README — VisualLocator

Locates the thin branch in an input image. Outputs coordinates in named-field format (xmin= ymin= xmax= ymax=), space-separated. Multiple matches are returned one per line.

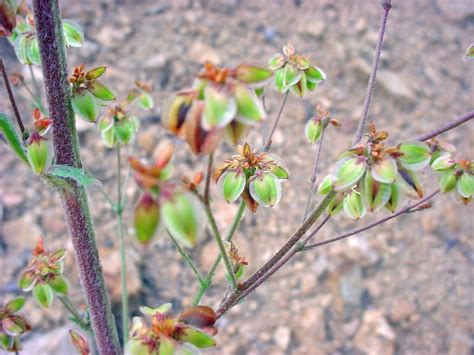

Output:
xmin=301 ymin=189 xmax=440 ymax=251
xmin=302 ymin=128 xmax=326 ymax=221
xmin=168 ymin=232 xmax=204 ymax=284
xmin=415 ymin=110 xmax=474 ymax=142
xmin=217 ymin=215 xmax=331 ymax=317
xmin=216 ymin=191 xmax=336 ymax=317
xmin=353 ymin=0 xmax=392 ymax=145
xmin=263 ymin=91 xmax=289 ymax=151
xmin=0 ymin=58 xmax=28 ymax=141
xmin=193 ymin=199 xmax=246 ymax=306
xmin=204 ymin=152 xmax=214 ymax=206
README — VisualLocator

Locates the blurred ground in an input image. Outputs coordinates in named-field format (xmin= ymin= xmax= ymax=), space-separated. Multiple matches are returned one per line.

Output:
xmin=1 ymin=0 xmax=473 ymax=354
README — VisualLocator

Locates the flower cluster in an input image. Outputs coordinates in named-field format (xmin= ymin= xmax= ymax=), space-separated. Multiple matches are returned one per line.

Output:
xmin=26 ymin=108 xmax=53 ymax=175
xmin=268 ymin=44 xmax=326 ymax=97
xmin=18 ymin=238 xmax=70 ymax=308
xmin=164 ymin=62 xmax=272 ymax=154
xmin=131 ymin=142 xmax=205 ymax=247
xmin=214 ymin=143 xmax=289 ymax=212
xmin=318 ymin=124 xmax=431 ymax=219
xmin=98 ymin=103 xmax=140 ymax=148
xmin=431 ymin=150 xmax=473 ymax=204
xmin=69 ymin=64 xmax=115 ymax=122
xmin=127 ymin=304 xmax=217 ymax=355
xmin=304 ymin=105 xmax=340 ymax=144
xmin=0 ymin=297 xmax=31 ymax=353
xmin=5 ymin=2 xmax=83 ymax=65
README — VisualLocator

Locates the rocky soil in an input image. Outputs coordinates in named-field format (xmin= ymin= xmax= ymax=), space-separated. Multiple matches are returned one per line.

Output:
xmin=0 ymin=0 xmax=473 ymax=354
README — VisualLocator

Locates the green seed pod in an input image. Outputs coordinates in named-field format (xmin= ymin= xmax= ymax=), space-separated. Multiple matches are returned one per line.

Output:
xmin=162 ymin=192 xmax=205 ymax=248
xmin=221 ymin=171 xmax=246 ymax=203
xmin=233 ymin=84 xmax=266 ymax=126
xmin=5 ymin=297 xmax=26 ymax=314
xmin=305 ymin=65 xmax=326 ymax=84
xmin=115 ymin=119 xmax=137 ymax=145
xmin=137 ymin=92 xmax=154 ymax=111
xmin=360 ymin=172 xmax=392 ymax=212
xmin=18 ymin=272 xmax=36 ymax=291
xmin=283 ymin=63 xmax=301 ymax=87
xmin=334 ymin=157 xmax=367 ymax=192
xmin=274 ymin=68 xmax=287 ymax=93
xmin=27 ymin=133 xmax=53 ymax=175
xmin=100 ymin=125 xmax=117 ymax=148
xmin=48 ymin=275 xmax=69 ymax=295
xmin=268 ymin=53 xmax=286 ymax=70
xmin=305 ymin=119 xmax=323 ymax=144
xmin=27 ymin=37 xmax=41 ymax=66
xmin=343 ymin=190 xmax=366 ymax=220
xmin=249 ymin=173 xmax=282 ymax=207
xmin=397 ymin=168 xmax=424 ymax=199
xmin=398 ymin=141 xmax=431 ymax=171
xmin=62 ymin=19 xmax=84 ymax=47
xmin=371 ymin=157 xmax=397 ymax=184
xmin=202 ymin=85 xmax=237 ymax=130
xmin=85 ymin=66 xmax=107 ymax=80
xmin=32 ymin=283 xmax=54 ymax=308
xmin=431 ymin=153 xmax=455 ymax=171
xmin=317 ymin=175 xmax=335 ymax=195
xmin=225 ymin=120 xmax=249 ymax=147
xmin=158 ymin=337 xmax=176 ymax=354
xmin=234 ymin=64 xmax=273 ymax=86
xmin=326 ymin=192 xmax=345 ymax=216
xmin=87 ymin=81 xmax=116 ymax=101
xmin=72 ymin=90 xmax=99 ymax=122
xmin=456 ymin=172 xmax=474 ymax=198
xmin=385 ymin=183 xmax=401 ymax=213
xmin=134 ymin=194 xmax=160 ymax=245
xmin=180 ymin=328 xmax=216 ymax=348
xmin=290 ymin=72 xmax=307 ymax=97
xmin=439 ymin=169 xmax=458 ymax=194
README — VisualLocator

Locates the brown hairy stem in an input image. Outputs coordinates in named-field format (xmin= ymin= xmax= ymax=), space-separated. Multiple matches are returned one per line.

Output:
xmin=0 ymin=58 xmax=28 ymax=141
xmin=33 ymin=1 xmax=120 ymax=353
xmin=353 ymin=0 xmax=392 ymax=145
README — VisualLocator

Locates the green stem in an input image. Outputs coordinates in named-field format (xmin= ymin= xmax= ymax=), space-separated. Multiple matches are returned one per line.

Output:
xmin=201 ymin=195 xmax=238 ymax=291
xmin=193 ymin=199 xmax=245 ymax=306
xmin=116 ymin=144 xmax=129 ymax=344
xmin=168 ymin=232 xmax=204 ymax=284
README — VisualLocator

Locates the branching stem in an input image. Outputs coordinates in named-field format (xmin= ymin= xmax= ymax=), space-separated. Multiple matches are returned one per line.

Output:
xmin=415 ymin=110 xmax=474 ymax=142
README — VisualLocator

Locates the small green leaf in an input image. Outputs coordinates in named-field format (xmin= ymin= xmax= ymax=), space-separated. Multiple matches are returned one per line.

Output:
xmin=180 ymin=327 xmax=216 ymax=348
xmin=162 ymin=193 xmax=205 ymax=248
xmin=334 ymin=157 xmax=367 ymax=191
xmin=27 ymin=37 xmax=41 ymax=66
xmin=18 ymin=35 xmax=32 ymax=65
xmin=72 ymin=90 xmax=99 ymax=122
xmin=49 ymin=165 xmax=100 ymax=187
xmin=48 ymin=275 xmax=69 ymax=295
xmin=133 ymin=194 xmax=160 ymax=245
xmin=398 ymin=141 xmax=431 ymax=171
xmin=2 ymin=318 xmax=23 ymax=337
xmin=249 ymin=173 xmax=282 ymax=207
xmin=18 ymin=272 xmax=36 ymax=291
xmin=221 ymin=171 xmax=246 ymax=203
xmin=0 ymin=113 xmax=29 ymax=165
xmin=33 ymin=283 xmax=54 ymax=308
xmin=456 ymin=172 xmax=473 ymax=198
xmin=85 ymin=66 xmax=107 ymax=80
xmin=62 ymin=20 xmax=84 ymax=47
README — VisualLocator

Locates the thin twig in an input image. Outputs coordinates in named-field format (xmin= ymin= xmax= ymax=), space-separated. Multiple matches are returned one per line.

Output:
xmin=204 ymin=152 xmax=214 ymax=206
xmin=168 ymin=232 xmax=204 ymax=284
xmin=415 ymin=110 xmax=474 ymax=142
xmin=216 ymin=191 xmax=336 ymax=317
xmin=193 ymin=199 xmax=246 ymax=306
xmin=302 ymin=128 xmax=326 ymax=221
xmin=301 ymin=189 xmax=440 ymax=251
xmin=263 ymin=91 xmax=289 ymax=151
xmin=0 ymin=58 xmax=28 ymax=141
xmin=353 ymin=0 xmax=392 ymax=145
xmin=28 ymin=65 xmax=43 ymax=103
xmin=217 ymin=215 xmax=331 ymax=317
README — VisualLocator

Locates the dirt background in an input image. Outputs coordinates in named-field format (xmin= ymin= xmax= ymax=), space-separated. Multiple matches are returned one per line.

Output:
xmin=1 ymin=0 xmax=473 ymax=354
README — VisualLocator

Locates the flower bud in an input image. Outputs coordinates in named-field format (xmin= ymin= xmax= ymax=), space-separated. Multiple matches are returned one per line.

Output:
xmin=220 ymin=171 xmax=246 ymax=203
xmin=85 ymin=66 xmax=106 ymax=80
xmin=398 ymin=141 xmax=431 ymax=171
xmin=162 ymin=192 xmax=205 ymax=248
xmin=249 ymin=173 xmax=282 ymax=207
xmin=69 ymin=330 xmax=90 ymax=355
xmin=133 ymin=194 xmax=160 ymax=245
xmin=305 ymin=119 xmax=323 ymax=144
xmin=343 ymin=190 xmax=366 ymax=220
xmin=27 ymin=133 xmax=53 ymax=175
